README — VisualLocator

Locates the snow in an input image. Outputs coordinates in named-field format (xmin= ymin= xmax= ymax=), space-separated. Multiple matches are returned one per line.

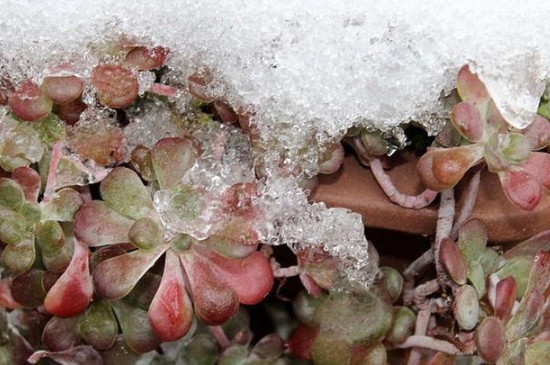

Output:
xmin=2 ymin=0 xmax=549 ymax=286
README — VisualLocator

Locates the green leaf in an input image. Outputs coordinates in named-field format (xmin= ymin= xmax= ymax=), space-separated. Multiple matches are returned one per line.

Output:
xmin=525 ymin=341 xmax=550 ymax=365
xmin=177 ymin=334 xmax=218 ymax=365
xmin=77 ymin=301 xmax=118 ymax=350
xmin=0 ymin=236 xmax=35 ymax=274
xmin=113 ymin=302 xmax=161 ymax=354
xmin=100 ymin=167 xmax=153 ymax=220
xmin=0 ymin=179 xmax=25 ymax=209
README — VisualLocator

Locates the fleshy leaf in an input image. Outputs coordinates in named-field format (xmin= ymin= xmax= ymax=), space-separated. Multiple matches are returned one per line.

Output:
xmin=520 ymin=152 xmax=550 ymax=189
xmin=77 ymin=301 xmax=118 ymax=350
xmin=8 ymin=80 xmax=53 ymax=121
xmin=180 ymin=251 xmax=239 ymax=325
xmin=131 ymin=145 xmax=156 ymax=181
xmin=495 ymin=276 xmax=517 ymax=321
xmin=453 ymin=284 xmax=479 ymax=330
xmin=74 ymin=200 xmax=133 ymax=246
xmin=456 ymin=65 xmax=490 ymax=105
xmin=125 ymin=46 xmax=168 ymax=71
xmin=287 ymin=324 xmax=318 ymax=360
xmin=129 ymin=217 xmax=163 ymax=250
xmin=28 ymin=346 xmax=102 ymax=365
xmin=42 ymin=316 xmax=81 ymax=351
xmin=123 ymin=272 xmax=162 ymax=310
xmin=113 ymin=301 xmax=161 ymax=353
xmin=417 ymin=146 xmax=481 ymax=191
xmin=522 ymin=115 xmax=550 ymax=150
xmin=44 ymin=237 xmax=93 ymax=317
xmin=450 ymin=102 xmax=484 ymax=142
xmin=93 ymin=244 xmax=167 ymax=300
xmin=314 ymin=291 xmax=391 ymax=346
xmin=41 ymin=188 xmax=84 ymax=222
xmin=0 ymin=236 xmax=35 ymax=274
xmin=474 ymin=316 xmax=505 ymax=364
xmin=10 ymin=269 xmax=47 ymax=308
xmin=504 ymin=229 xmax=550 ymax=260
xmin=495 ymin=256 xmax=531 ymax=299
xmin=525 ymin=341 xmax=550 ymax=365
xmin=250 ymin=334 xmax=284 ymax=361
xmin=196 ymin=235 xmax=258 ymax=259
xmin=499 ymin=133 xmax=531 ymax=164
xmin=0 ymin=208 xmax=32 ymax=245
xmin=12 ymin=166 xmax=40 ymax=203
xmin=42 ymin=76 xmax=84 ymax=105
xmin=151 ymin=137 xmax=198 ymax=189
xmin=100 ymin=167 xmax=153 ymax=220
xmin=499 ymin=169 xmax=542 ymax=211
xmin=91 ymin=65 xmax=138 ymax=108
xmin=177 ymin=333 xmax=219 ymax=365
xmin=385 ymin=306 xmax=416 ymax=344
xmin=0 ymin=279 xmax=20 ymax=309
xmin=197 ymin=248 xmax=274 ymax=305
xmin=0 ymin=117 xmax=44 ymax=171
xmin=0 ymin=178 xmax=25 ymax=209
xmin=439 ymin=238 xmax=467 ymax=285
xmin=148 ymin=250 xmax=194 ymax=341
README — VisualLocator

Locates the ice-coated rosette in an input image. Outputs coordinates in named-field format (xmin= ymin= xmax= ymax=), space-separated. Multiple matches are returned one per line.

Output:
xmin=74 ymin=136 xmax=274 ymax=344
xmin=417 ymin=65 xmax=550 ymax=210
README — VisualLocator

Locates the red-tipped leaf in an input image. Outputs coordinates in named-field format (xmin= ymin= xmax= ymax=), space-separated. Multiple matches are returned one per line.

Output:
xmin=499 ymin=170 xmax=542 ymax=211
xmin=180 ymin=251 xmax=239 ymax=325
xmin=198 ymin=248 xmax=274 ymax=305
xmin=474 ymin=316 xmax=505 ymax=364
xmin=91 ymin=65 xmax=138 ymax=108
xmin=74 ymin=200 xmax=133 ymax=246
xmin=125 ymin=46 xmax=168 ymax=71
xmin=42 ymin=76 xmax=84 ymax=105
xmin=44 ymin=237 xmax=93 ymax=317
xmin=8 ymin=80 xmax=53 ymax=121
xmin=520 ymin=152 xmax=550 ymax=189
xmin=456 ymin=65 xmax=489 ymax=104
xmin=12 ymin=166 xmax=41 ymax=202
xmin=450 ymin=102 xmax=484 ymax=142
xmin=93 ymin=245 xmax=167 ymax=300
xmin=148 ymin=250 xmax=194 ymax=342
xmin=439 ymin=238 xmax=467 ymax=285
xmin=495 ymin=276 xmax=517 ymax=321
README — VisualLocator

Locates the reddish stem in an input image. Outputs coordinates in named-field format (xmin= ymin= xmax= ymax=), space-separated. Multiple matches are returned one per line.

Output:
xmin=450 ymin=170 xmax=481 ymax=240
xmin=435 ymin=188 xmax=455 ymax=282
xmin=399 ymin=335 xmax=462 ymax=355
xmin=149 ymin=83 xmax=178 ymax=97
xmin=208 ymin=325 xmax=230 ymax=348
xmin=406 ymin=307 xmax=432 ymax=365
xmin=369 ymin=158 xmax=438 ymax=209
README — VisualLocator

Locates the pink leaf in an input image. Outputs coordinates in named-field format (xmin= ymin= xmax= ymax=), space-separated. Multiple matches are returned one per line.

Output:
xmin=8 ymin=80 xmax=53 ymax=121
xmin=499 ymin=170 xmax=542 ymax=211
xmin=439 ymin=238 xmax=467 ymax=285
xmin=148 ymin=250 xmax=194 ymax=342
xmin=520 ymin=152 xmax=550 ymax=189
xmin=42 ymin=76 xmax=84 ymax=105
xmin=522 ymin=115 xmax=550 ymax=150
xmin=495 ymin=276 xmax=517 ymax=321
xmin=12 ymin=166 xmax=40 ymax=202
xmin=93 ymin=245 xmax=167 ymax=300
xmin=44 ymin=237 xmax=93 ymax=317
xmin=456 ymin=65 xmax=489 ymax=104
xmin=474 ymin=316 xmax=505 ymax=363
xmin=42 ymin=316 xmax=81 ymax=351
xmin=213 ymin=100 xmax=239 ymax=124
xmin=151 ymin=137 xmax=199 ymax=190
xmin=417 ymin=146 xmax=480 ymax=191
xmin=450 ymin=102 xmax=484 ymax=142
xmin=74 ymin=201 xmax=133 ymax=247
xmin=180 ymin=251 xmax=239 ymax=325
xmin=125 ymin=46 xmax=168 ymax=71
xmin=197 ymin=248 xmax=274 ymax=305
xmin=91 ymin=64 xmax=138 ymax=108
xmin=57 ymin=98 xmax=87 ymax=125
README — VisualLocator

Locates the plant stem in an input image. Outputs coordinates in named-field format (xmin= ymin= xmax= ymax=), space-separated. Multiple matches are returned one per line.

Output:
xmin=273 ymin=265 xmax=301 ymax=278
xmin=403 ymin=250 xmax=434 ymax=306
xmin=399 ymin=335 xmax=462 ymax=355
xmin=435 ymin=188 xmax=455 ymax=282
xmin=450 ymin=170 xmax=481 ymax=240
xmin=208 ymin=326 xmax=230 ymax=348
xmin=414 ymin=279 xmax=440 ymax=310
xmin=369 ymin=158 xmax=438 ymax=209
xmin=406 ymin=307 xmax=432 ymax=365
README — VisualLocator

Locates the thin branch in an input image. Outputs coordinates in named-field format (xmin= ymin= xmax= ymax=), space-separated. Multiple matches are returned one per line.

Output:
xmin=414 ymin=279 xmax=440 ymax=310
xmin=208 ymin=326 xmax=230 ymax=348
xmin=406 ymin=307 xmax=432 ymax=365
xmin=403 ymin=250 xmax=434 ymax=306
xmin=434 ymin=188 xmax=455 ymax=282
xmin=399 ymin=335 xmax=463 ymax=355
xmin=450 ymin=170 xmax=481 ymax=240
xmin=273 ymin=265 xmax=301 ymax=278
xmin=369 ymin=158 xmax=438 ymax=209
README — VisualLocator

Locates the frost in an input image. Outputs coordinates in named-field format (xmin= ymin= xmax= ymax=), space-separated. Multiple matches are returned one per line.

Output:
xmin=2 ymin=0 xmax=550 ymax=286
xmin=256 ymin=177 xmax=373 ymax=286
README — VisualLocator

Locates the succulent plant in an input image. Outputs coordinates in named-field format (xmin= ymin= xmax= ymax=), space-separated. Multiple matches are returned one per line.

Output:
xmin=417 ymin=65 xmax=550 ymax=210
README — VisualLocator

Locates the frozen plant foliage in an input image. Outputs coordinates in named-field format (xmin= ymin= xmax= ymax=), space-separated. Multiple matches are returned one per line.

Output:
xmin=3 ymin=0 xmax=550 ymax=139
xmin=257 ymin=177 xmax=373 ymax=286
